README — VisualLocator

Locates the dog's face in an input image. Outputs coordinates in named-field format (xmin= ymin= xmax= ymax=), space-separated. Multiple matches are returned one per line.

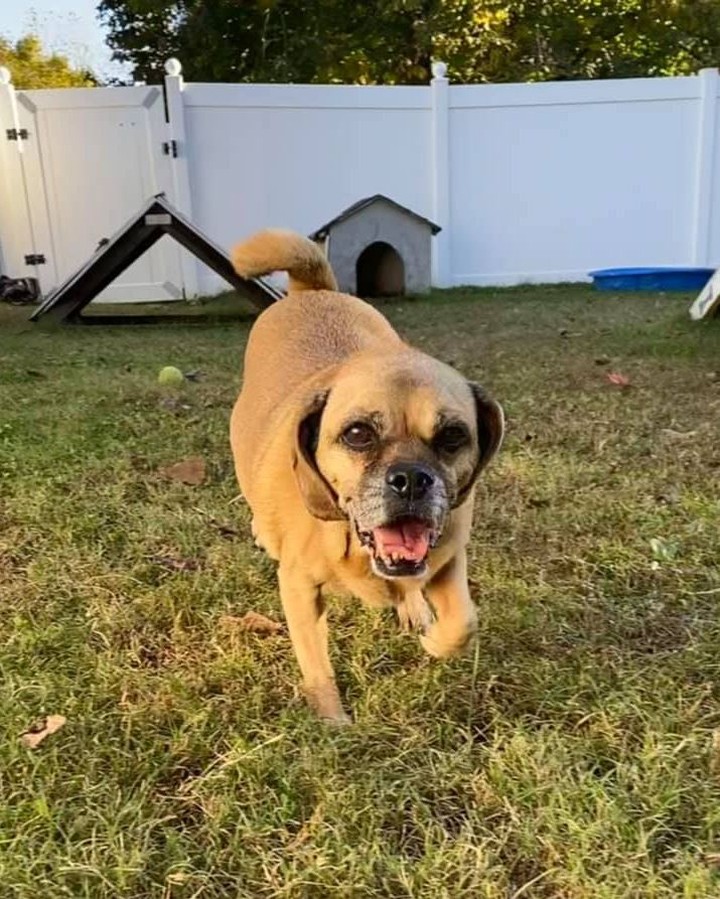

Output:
xmin=294 ymin=354 xmax=503 ymax=580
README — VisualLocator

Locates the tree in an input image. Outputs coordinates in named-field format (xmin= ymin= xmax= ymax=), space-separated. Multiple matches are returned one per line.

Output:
xmin=458 ymin=0 xmax=720 ymax=83
xmin=0 ymin=35 xmax=95 ymax=89
xmin=98 ymin=0 xmax=720 ymax=86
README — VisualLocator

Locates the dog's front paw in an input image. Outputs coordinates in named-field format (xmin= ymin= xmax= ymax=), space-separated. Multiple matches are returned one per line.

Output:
xmin=396 ymin=591 xmax=435 ymax=633
xmin=304 ymin=681 xmax=351 ymax=726
xmin=419 ymin=616 xmax=477 ymax=658
xmin=322 ymin=710 xmax=352 ymax=727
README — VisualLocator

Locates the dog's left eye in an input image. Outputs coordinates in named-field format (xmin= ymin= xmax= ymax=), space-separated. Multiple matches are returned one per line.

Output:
xmin=434 ymin=425 xmax=469 ymax=454
xmin=341 ymin=422 xmax=377 ymax=450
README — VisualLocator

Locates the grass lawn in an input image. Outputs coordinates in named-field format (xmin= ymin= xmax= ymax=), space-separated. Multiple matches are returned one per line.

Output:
xmin=1 ymin=285 xmax=720 ymax=898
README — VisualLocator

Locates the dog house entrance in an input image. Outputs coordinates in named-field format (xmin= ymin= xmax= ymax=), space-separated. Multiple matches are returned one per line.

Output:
xmin=356 ymin=242 xmax=405 ymax=297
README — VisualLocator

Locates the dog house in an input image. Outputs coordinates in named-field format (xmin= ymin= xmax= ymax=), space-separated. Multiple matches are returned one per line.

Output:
xmin=309 ymin=195 xmax=440 ymax=297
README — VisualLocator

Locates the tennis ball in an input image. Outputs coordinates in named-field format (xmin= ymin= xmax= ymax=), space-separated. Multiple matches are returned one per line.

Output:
xmin=158 ymin=366 xmax=185 ymax=386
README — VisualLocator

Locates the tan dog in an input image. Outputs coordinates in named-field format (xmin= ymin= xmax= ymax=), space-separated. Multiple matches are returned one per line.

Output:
xmin=230 ymin=230 xmax=504 ymax=723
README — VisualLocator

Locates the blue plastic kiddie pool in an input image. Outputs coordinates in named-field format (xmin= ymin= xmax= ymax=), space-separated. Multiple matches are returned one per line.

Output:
xmin=589 ymin=267 xmax=714 ymax=291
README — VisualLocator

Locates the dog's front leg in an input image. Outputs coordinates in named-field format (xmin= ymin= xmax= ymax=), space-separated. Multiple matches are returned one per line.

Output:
xmin=420 ymin=552 xmax=478 ymax=658
xmin=278 ymin=564 xmax=349 ymax=724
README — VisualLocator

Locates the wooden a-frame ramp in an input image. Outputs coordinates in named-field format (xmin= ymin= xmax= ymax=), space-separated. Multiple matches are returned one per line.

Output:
xmin=30 ymin=194 xmax=283 ymax=323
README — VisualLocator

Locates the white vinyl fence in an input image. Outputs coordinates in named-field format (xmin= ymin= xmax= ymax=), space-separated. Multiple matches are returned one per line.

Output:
xmin=1 ymin=60 xmax=719 ymax=302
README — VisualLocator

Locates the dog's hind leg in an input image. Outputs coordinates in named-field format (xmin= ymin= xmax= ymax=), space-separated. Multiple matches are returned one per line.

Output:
xmin=251 ymin=518 xmax=266 ymax=551
xmin=420 ymin=552 xmax=478 ymax=658
xmin=278 ymin=564 xmax=349 ymax=724
xmin=250 ymin=515 xmax=280 ymax=559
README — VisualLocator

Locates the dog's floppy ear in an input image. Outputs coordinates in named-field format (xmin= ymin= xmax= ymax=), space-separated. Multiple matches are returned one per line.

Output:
xmin=294 ymin=390 xmax=345 ymax=521
xmin=456 ymin=382 xmax=504 ymax=505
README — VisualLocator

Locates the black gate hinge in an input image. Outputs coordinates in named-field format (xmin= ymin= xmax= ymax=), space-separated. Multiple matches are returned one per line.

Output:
xmin=162 ymin=139 xmax=178 ymax=158
xmin=6 ymin=128 xmax=29 ymax=141
xmin=25 ymin=254 xmax=46 ymax=265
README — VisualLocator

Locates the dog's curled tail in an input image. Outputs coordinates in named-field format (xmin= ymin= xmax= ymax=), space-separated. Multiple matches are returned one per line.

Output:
xmin=231 ymin=229 xmax=338 ymax=293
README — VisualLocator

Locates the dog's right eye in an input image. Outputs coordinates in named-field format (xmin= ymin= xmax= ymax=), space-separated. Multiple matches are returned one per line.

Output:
xmin=341 ymin=422 xmax=377 ymax=451
xmin=434 ymin=424 xmax=470 ymax=454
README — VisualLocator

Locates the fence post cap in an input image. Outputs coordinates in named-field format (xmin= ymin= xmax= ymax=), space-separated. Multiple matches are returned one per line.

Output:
xmin=164 ymin=58 xmax=183 ymax=77
xmin=431 ymin=61 xmax=448 ymax=80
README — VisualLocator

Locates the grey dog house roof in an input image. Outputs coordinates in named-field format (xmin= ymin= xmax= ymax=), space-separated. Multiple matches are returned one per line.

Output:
xmin=309 ymin=195 xmax=441 ymax=240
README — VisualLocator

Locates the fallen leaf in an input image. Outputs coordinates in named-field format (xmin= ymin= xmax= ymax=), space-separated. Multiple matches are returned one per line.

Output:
xmin=150 ymin=554 xmax=200 ymax=572
xmin=606 ymin=372 xmax=631 ymax=388
xmin=183 ymin=369 xmax=203 ymax=382
xmin=159 ymin=456 xmax=206 ymax=486
xmin=219 ymin=611 xmax=284 ymax=636
xmin=21 ymin=714 xmax=67 ymax=749
xmin=209 ymin=520 xmax=239 ymax=539
xmin=594 ymin=355 xmax=611 ymax=366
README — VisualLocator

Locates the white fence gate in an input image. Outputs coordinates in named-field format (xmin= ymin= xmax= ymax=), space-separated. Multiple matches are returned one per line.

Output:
xmin=0 ymin=73 xmax=188 ymax=302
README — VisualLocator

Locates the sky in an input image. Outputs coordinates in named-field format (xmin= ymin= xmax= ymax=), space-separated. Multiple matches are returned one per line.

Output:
xmin=0 ymin=0 xmax=132 ymax=82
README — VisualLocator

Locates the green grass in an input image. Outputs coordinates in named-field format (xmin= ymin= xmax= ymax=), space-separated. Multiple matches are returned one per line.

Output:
xmin=1 ymin=285 xmax=720 ymax=898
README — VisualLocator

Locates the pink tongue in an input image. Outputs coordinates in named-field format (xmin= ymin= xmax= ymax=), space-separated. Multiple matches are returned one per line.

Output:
xmin=372 ymin=520 xmax=431 ymax=562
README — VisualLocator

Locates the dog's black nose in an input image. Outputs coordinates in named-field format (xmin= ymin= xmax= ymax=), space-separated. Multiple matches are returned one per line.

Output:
xmin=386 ymin=463 xmax=436 ymax=500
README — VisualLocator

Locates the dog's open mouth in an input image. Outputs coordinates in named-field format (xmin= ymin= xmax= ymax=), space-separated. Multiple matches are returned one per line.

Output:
xmin=357 ymin=517 xmax=439 ymax=578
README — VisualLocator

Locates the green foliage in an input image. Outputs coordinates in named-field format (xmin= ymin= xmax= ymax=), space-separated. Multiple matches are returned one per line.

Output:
xmin=471 ymin=0 xmax=720 ymax=82
xmin=0 ymin=34 xmax=95 ymax=89
xmin=98 ymin=0 xmax=720 ymax=85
